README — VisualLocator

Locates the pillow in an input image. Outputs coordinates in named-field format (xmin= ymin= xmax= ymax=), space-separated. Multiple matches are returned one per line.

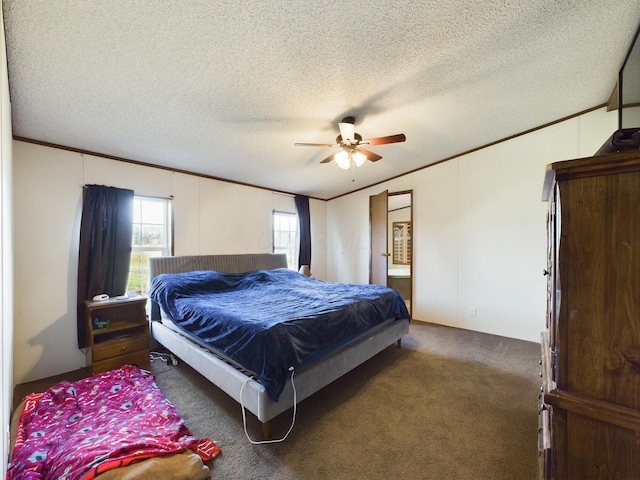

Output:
xmin=95 ymin=450 xmax=211 ymax=480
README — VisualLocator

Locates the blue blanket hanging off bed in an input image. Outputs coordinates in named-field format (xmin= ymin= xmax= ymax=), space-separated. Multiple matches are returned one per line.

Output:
xmin=149 ymin=268 xmax=410 ymax=401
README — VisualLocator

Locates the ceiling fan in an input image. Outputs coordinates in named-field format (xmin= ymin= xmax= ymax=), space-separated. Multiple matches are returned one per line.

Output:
xmin=294 ymin=116 xmax=406 ymax=169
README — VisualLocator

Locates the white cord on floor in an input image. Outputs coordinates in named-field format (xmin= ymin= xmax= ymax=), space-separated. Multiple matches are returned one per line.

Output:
xmin=150 ymin=351 xmax=178 ymax=365
xmin=240 ymin=366 xmax=297 ymax=444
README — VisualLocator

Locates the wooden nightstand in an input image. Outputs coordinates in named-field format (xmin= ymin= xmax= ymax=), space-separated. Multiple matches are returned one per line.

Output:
xmin=85 ymin=296 xmax=150 ymax=375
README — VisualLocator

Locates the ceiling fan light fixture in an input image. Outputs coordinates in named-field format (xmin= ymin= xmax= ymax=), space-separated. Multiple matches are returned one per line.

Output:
xmin=353 ymin=151 xmax=367 ymax=166
xmin=334 ymin=150 xmax=351 ymax=169
xmin=338 ymin=122 xmax=355 ymax=142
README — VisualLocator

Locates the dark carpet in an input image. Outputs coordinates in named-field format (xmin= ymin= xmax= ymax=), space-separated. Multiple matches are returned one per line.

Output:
xmin=149 ymin=321 xmax=541 ymax=479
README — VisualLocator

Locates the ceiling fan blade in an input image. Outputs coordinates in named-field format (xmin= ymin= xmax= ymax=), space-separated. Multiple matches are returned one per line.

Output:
xmin=320 ymin=153 xmax=336 ymax=163
xmin=294 ymin=142 xmax=337 ymax=147
xmin=362 ymin=134 xmax=406 ymax=146
xmin=358 ymin=148 xmax=383 ymax=162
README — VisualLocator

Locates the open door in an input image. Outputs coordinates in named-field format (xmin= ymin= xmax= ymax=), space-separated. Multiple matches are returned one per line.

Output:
xmin=369 ymin=190 xmax=388 ymax=286
xmin=371 ymin=190 xmax=413 ymax=317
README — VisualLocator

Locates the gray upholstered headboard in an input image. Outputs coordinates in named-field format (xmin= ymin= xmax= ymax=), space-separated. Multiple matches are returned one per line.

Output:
xmin=148 ymin=253 xmax=288 ymax=320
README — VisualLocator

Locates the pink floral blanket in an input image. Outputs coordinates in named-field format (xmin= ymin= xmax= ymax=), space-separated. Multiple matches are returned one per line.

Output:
xmin=7 ymin=365 xmax=220 ymax=480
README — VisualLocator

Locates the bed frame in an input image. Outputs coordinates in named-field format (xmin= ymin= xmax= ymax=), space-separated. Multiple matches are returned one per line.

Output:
xmin=149 ymin=253 xmax=410 ymax=439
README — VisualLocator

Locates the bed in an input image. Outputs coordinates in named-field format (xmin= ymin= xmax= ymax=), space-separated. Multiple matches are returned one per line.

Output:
xmin=148 ymin=253 xmax=411 ymax=439
xmin=7 ymin=365 xmax=220 ymax=480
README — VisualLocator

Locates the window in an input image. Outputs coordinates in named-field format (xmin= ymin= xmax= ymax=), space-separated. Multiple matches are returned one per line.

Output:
xmin=392 ymin=221 xmax=411 ymax=265
xmin=273 ymin=210 xmax=298 ymax=269
xmin=127 ymin=196 xmax=172 ymax=296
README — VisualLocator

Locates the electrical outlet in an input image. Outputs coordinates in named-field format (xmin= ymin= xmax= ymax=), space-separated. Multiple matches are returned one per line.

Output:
xmin=468 ymin=307 xmax=477 ymax=317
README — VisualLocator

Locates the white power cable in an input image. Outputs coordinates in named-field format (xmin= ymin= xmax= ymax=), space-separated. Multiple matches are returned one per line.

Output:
xmin=240 ymin=367 xmax=297 ymax=444
xmin=150 ymin=351 xmax=178 ymax=365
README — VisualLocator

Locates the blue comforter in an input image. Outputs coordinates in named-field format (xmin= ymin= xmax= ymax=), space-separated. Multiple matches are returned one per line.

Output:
xmin=149 ymin=268 xmax=410 ymax=401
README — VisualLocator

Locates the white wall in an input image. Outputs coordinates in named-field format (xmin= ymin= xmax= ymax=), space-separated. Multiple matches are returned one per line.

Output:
xmin=327 ymin=107 xmax=619 ymax=342
xmin=1 ymin=4 xmax=13 ymax=471
xmin=327 ymin=174 xmax=415 ymax=286
xmin=11 ymin=143 xmax=327 ymax=384
xmin=9 ymin=106 xmax=620 ymax=386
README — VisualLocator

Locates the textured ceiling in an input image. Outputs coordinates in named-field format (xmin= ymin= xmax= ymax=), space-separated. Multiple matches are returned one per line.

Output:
xmin=3 ymin=1 xmax=640 ymax=199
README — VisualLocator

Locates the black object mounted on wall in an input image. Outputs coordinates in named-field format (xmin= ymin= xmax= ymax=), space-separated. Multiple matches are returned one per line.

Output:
xmin=595 ymin=128 xmax=640 ymax=155
xmin=596 ymin=23 xmax=640 ymax=156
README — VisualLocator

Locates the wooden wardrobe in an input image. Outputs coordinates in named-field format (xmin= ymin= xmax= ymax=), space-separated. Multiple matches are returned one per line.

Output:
xmin=539 ymin=149 xmax=640 ymax=479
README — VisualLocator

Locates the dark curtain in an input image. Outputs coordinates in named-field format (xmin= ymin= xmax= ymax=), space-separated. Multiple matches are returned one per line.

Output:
xmin=76 ymin=185 xmax=134 ymax=348
xmin=295 ymin=195 xmax=311 ymax=269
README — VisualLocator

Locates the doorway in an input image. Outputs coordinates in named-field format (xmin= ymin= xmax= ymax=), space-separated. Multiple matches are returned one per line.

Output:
xmin=370 ymin=190 xmax=413 ymax=315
